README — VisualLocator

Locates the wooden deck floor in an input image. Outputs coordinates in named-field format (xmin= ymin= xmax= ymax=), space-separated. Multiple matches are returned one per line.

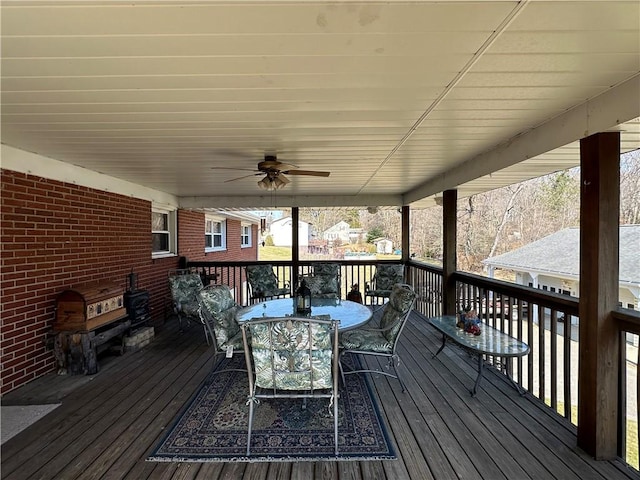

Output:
xmin=2 ymin=313 xmax=639 ymax=480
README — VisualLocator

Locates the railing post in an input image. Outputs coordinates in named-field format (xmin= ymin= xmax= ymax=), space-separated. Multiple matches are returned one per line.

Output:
xmin=292 ymin=207 xmax=300 ymax=290
xmin=401 ymin=205 xmax=410 ymax=263
xmin=442 ymin=189 xmax=457 ymax=315
xmin=577 ymin=131 xmax=620 ymax=459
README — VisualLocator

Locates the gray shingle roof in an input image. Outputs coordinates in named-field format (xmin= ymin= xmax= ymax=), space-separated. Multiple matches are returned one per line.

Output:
xmin=482 ymin=225 xmax=640 ymax=284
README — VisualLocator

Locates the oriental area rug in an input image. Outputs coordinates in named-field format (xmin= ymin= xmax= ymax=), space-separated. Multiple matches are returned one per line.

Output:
xmin=148 ymin=354 xmax=395 ymax=463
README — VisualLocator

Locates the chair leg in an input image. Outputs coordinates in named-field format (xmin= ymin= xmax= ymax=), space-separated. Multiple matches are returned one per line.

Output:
xmin=176 ymin=312 xmax=194 ymax=333
xmin=338 ymin=352 xmax=347 ymax=387
xmin=246 ymin=397 xmax=255 ymax=456
xmin=333 ymin=393 xmax=339 ymax=455
xmin=390 ymin=354 xmax=407 ymax=393
xmin=201 ymin=323 xmax=210 ymax=346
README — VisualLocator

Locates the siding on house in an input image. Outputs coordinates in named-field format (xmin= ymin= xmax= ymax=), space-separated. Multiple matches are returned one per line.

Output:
xmin=483 ymin=225 xmax=640 ymax=310
xmin=323 ymin=221 xmax=364 ymax=244
xmin=269 ymin=216 xmax=309 ymax=247
xmin=0 ymin=169 xmax=257 ymax=395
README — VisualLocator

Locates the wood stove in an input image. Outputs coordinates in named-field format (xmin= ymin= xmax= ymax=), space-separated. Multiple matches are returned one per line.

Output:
xmin=124 ymin=290 xmax=150 ymax=329
xmin=124 ymin=271 xmax=150 ymax=329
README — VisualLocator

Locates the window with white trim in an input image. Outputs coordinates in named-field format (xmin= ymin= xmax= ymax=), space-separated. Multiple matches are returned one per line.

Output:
xmin=205 ymin=217 xmax=226 ymax=251
xmin=152 ymin=208 xmax=177 ymax=257
xmin=241 ymin=224 xmax=252 ymax=247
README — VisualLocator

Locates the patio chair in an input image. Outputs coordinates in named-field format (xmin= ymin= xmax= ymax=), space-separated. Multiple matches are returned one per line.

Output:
xmin=364 ymin=263 xmax=405 ymax=311
xmin=241 ymin=316 xmax=340 ymax=456
xmin=197 ymin=284 xmax=246 ymax=370
xmin=303 ymin=262 xmax=341 ymax=299
xmin=246 ymin=264 xmax=290 ymax=303
xmin=168 ymin=269 xmax=205 ymax=335
xmin=339 ymin=283 xmax=417 ymax=392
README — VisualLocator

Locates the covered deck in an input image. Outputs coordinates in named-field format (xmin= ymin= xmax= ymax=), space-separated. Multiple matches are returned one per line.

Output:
xmin=2 ymin=312 xmax=637 ymax=480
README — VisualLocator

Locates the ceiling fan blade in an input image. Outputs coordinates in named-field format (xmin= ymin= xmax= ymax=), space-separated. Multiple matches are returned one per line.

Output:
xmin=224 ymin=173 xmax=260 ymax=183
xmin=282 ymin=169 xmax=331 ymax=177
xmin=212 ymin=167 xmax=259 ymax=172
xmin=259 ymin=160 xmax=299 ymax=171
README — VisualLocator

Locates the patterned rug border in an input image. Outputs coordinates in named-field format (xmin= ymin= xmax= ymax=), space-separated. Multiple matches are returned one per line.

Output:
xmin=147 ymin=354 xmax=396 ymax=463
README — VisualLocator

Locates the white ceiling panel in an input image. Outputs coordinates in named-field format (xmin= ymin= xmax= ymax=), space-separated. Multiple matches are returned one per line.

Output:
xmin=1 ymin=1 xmax=638 ymax=210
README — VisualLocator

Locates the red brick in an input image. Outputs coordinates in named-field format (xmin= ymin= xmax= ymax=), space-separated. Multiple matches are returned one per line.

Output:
xmin=1 ymin=168 xmax=256 ymax=395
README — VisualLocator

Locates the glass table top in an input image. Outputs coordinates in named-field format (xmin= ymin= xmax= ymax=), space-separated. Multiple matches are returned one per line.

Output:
xmin=429 ymin=315 xmax=530 ymax=357
xmin=237 ymin=297 xmax=372 ymax=332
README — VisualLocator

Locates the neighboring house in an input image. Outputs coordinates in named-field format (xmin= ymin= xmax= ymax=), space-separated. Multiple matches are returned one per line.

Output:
xmin=373 ymin=238 xmax=393 ymax=254
xmin=269 ymin=216 xmax=309 ymax=247
xmin=323 ymin=221 xmax=363 ymax=244
xmin=482 ymin=226 xmax=640 ymax=319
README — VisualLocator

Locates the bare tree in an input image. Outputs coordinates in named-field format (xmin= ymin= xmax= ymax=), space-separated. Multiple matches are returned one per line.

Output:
xmin=487 ymin=184 xmax=524 ymax=258
xmin=620 ymin=149 xmax=640 ymax=224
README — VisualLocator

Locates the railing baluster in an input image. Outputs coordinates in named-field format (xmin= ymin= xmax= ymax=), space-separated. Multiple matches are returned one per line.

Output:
xmin=563 ymin=309 xmax=572 ymax=422
xmin=516 ymin=299 xmax=524 ymax=389
xmin=550 ymin=310 xmax=558 ymax=411
xmin=538 ymin=305 xmax=546 ymax=401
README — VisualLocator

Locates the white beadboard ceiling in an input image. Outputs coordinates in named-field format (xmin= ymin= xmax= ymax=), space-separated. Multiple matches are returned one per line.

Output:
xmin=1 ymin=0 xmax=639 ymax=209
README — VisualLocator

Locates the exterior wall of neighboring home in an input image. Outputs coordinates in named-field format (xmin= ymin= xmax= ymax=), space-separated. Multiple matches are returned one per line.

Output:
xmin=374 ymin=238 xmax=393 ymax=254
xmin=620 ymin=289 xmax=639 ymax=310
xmin=516 ymin=267 xmax=637 ymax=310
xmin=517 ymin=272 xmax=577 ymax=297
xmin=511 ymin=269 xmax=638 ymax=323
xmin=486 ymin=226 xmax=640 ymax=314
xmin=0 ymin=168 xmax=257 ymax=395
xmin=323 ymin=221 xmax=364 ymax=244
xmin=323 ymin=221 xmax=351 ymax=243
xmin=504 ymin=264 xmax=640 ymax=310
xmin=269 ymin=216 xmax=309 ymax=247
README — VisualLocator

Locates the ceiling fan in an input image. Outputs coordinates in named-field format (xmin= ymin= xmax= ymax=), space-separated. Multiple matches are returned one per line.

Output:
xmin=214 ymin=155 xmax=330 ymax=191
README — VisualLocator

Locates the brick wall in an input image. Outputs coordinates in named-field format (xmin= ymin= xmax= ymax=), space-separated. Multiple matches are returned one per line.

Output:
xmin=1 ymin=169 xmax=258 ymax=395
xmin=1 ymin=169 xmax=159 ymax=394
xmin=177 ymin=210 xmax=258 ymax=262
xmin=178 ymin=209 xmax=206 ymax=261
xmin=176 ymin=210 xmax=258 ymax=301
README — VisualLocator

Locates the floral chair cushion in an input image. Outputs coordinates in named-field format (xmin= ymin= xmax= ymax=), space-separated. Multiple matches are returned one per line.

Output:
xmin=303 ymin=263 xmax=341 ymax=298
xmin=304 ymin=274 xmax=339 ymax=299
xmin=340 ymin=283 xmax=416 ymax=353
xmin=168 ymin=273 xmax=204 ymax=317
xmin=313 ymin=263 xmax=340 ymax=277
xmin=366 ymin=264 xmax=405 ymax=297
xmin=378 ymin=283 xmax=417 ymax=341
xmin=247 ymin=318 xmax=335 ymax=390
xmin=198 ymin=285 xmax=242 ymax=349
xmin=246 ymin=264 xmax=290 ymax=298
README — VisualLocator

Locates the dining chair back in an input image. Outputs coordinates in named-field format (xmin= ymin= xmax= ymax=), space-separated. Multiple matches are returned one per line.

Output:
xmin=168 ymin=270 xmax=204 ymax=334
xmin=303 ymin=262 xmax=341 ymax=299
xmin=197 ymin=284 xmax=245 ymax=370
xmin=339 ymin=283 xmax=417 ymax=391
xmin=364 ymin=263 xmax=405 ymax=309
xmin=241 ymin=316 xmax=340 ymax=456
xmin=245 ymin=264 xmax=290 ymax=303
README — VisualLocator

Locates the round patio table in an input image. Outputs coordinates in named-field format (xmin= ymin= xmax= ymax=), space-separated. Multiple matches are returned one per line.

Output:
xmin=236 ymin=297 xmax=372 ymax=332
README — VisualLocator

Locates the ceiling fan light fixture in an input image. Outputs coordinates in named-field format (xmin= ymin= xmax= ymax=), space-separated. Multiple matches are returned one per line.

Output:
xmin=273 ymin=178 xmax=285 ymax=190
xmin=257 ymin=177 xmax=270 ymax=190
xmin=277 ymin=173 xmax=290 ymax=185
xmin=257 ymin=174 xmax=288 ymax=191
